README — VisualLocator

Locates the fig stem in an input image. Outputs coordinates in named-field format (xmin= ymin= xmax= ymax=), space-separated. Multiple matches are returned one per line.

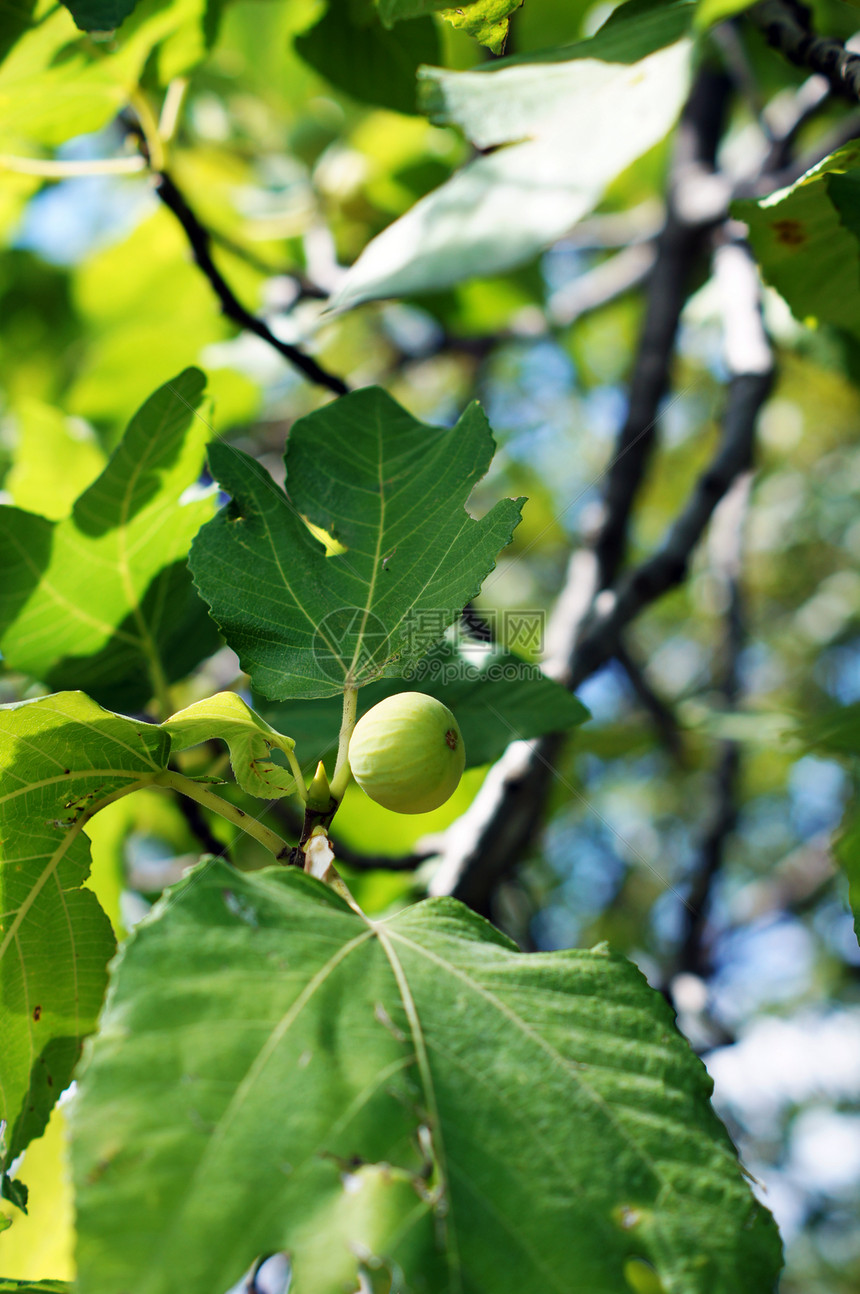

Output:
xmin=153 ymin=769 xmax=293 ymax=861
xmin=285 ymin=744 xmax=308 ymax=804
xmin=329 ymin=686 xmax=358 ymax=803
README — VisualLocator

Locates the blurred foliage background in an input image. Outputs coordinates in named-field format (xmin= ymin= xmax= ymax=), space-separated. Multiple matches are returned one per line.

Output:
xmin=3 ymin=0 xmax=860 ymax=1290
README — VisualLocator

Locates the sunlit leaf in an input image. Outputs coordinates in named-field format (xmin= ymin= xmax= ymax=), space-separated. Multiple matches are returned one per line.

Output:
xmin=0 ymin=1105 xmax=74 ymax=1281
xmin=0 ymin=0 xmax=212 ymax=149
xmin=190 ymin=387 xmax=523 ymax=700
xmin=5 ymin=400 xmax=105 ymax=521
xmin=329 ymin=38 xmax=690 ymax=309
xmin=0 ymin=692 xmax=168 ymax=1185
xmin=374 ymin=0 xmax=522 ymax=52
xmin=0 ymin=369 xmax=219 ymax=713
xmin=72 ymin=860 xmax=782 ymax=1294
xmin=165 ymin=692 xmax=300 ymax=799
xmin=437 ymin=0 xmax=521 ymax=54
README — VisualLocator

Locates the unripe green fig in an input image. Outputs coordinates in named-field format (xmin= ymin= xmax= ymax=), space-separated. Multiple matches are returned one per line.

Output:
xmin=348 ymin=692 xmax=465 ymax=814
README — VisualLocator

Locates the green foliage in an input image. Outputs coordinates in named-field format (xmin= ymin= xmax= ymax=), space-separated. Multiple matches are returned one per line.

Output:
xmin=72 ymin=859 xmax=781 ymax=1294
xmin=734 ymin=142 xmax=860 ymax=340
xmin=295 ymin=3 xmax=441 ymax=114
xmin=694 ymin=0 xmax=752 ymax=30
xmin=165 ymin=692 xmax=301 ymax=798
xmin=3 ymin=401 xmax=105 ymax=521
xmin=264 ymin=640 xmax=590 ymax=773
xmin=437 ymin=0 xmax=521 ymax=55
xmin=0 ymin=369 xmax=219 ymax=713
xmin=60 ymin=0 xmax=140 ymax=32
xmin=7 ymin=0 xmax=854 ymax=1284
xmin=0 ymin=0 xmax=206 ymax=149
xmin=330 ymin=35 xmax=691 ymax=308
xmin=564 ymin=0 xmax=696 ymax=64
xmin=0 ymin=692 xmax=167 ymax=1185
xmin=190 ymin=386 xmax=524 ymax=699
xmin=374 ymin=0 xmax=520 ymax=53
xmin=0 ymin=1283 xmax=72 ymax=1293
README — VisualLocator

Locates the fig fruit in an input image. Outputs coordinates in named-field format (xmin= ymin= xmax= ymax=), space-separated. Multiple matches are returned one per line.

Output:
xmin=348 ymin=692 xmax=465 ymax=814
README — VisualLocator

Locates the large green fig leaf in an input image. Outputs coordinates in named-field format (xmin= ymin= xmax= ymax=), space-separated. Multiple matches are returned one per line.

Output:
xmin=0 ymin=692 xmax=168 ymax=1191
xmin=329 ymin=33 xmax=690 ymax=310
xmin=263 ymin=639 xmax=589 ymax=773
xmin=164 ymin=692 xmax=301 ymax=799
xmin=72 ymin=860 xmax=781 ymax=1294
xmin=189 ymin=387 xmax=523 ymax=701
xmin=0 ymin=369 xmax=219 ymax=714
xmin=734 ymin=142 xmax=860 ymax=341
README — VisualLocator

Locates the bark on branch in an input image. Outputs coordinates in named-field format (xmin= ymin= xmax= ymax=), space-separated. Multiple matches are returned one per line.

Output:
xmin=429 ymin=234 xmax=773 ymax=916
xmin=751 ymin=0 xmax=860 ymax=100
xmin=154 ymin=170 xmax=349 ymax=397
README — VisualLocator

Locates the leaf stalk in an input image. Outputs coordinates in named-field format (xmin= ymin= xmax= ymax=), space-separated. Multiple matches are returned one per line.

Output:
xmin=153 ymin=769 xmax=292 ymax=860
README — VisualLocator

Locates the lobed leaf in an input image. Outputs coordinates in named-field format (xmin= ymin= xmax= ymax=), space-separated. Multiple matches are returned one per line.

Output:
xmin=0 ymin=369 xmax=219 ymax=714
xmin=190 ymin=387 xmax=524 ymax=700
xmin=0 ymin=692 xmax=169 ymax=1187
xmin=72 ymin=861 xmax=782 ymax=1294
xmin=164 ymin=692 xmax=300 ymax=799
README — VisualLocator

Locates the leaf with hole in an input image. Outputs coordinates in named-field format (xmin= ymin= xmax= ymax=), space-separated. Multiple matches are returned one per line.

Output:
xmin=164 ymin=692 xmax=301 ymax=799
xmin=189 ymin=386 xmax=523 ymax=701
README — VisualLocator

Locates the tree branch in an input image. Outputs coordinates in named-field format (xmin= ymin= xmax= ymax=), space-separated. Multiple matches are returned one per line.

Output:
xmin=751 ymin=0 xmax=860 ymax=100
xmin=430 ymin=237 xmax=773 ymax=915
xmin=675 ymin=471 xmax=750 ymax=981
xmin=594 ymin=64 xmax=732 ymax=589
xmin=154 ymin=170 xmax=349 ymax=397
xmin=614 ymin=639 xmax=684 ymax=760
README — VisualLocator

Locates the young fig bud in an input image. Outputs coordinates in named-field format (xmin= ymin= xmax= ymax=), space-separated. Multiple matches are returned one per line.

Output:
xmin=348 ymin=692 xmax=465 ymax=814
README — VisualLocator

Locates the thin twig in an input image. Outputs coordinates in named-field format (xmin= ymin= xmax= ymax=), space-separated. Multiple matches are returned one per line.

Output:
xmin=614 ymin=639 xmax=684 ymax=760
xmin=736 ymin=109 xmax=860 ymax=199
xmin=154 ymin=170 xmax=349 ymax=397
xmin=594 ymin=64 xmax=732 ymax=589
xmin=675 ymin=471 xmax=751 ymax=980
